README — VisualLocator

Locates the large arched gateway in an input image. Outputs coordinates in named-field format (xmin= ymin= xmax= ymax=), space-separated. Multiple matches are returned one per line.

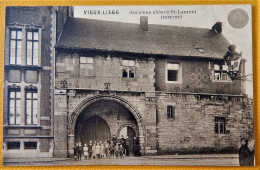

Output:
xmin=67 ymin=95 xmax=145 ymax=157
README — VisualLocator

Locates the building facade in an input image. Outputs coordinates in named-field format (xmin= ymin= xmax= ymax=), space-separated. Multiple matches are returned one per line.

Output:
xmin=3 ymin=6 xmax=73 ymax=158
xmin=54 ymin=17 xmax=254 ymax=157
xmin=3 ymin=7 xmax=254 ymax=158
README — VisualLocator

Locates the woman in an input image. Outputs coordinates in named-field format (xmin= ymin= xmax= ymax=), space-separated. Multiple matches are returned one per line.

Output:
xmin=239 ymin=138 xmax=254 ymax=166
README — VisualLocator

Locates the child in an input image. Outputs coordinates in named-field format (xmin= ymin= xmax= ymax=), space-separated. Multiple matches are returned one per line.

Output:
xmin=100 ymin=142 xmax=105 ymax=159
xmin=114 ymin=143 xmax=119 ymax=159
xmin=104 ymin=141 xmax=110 ymax=158
xmin=119 ymin=144 xmax=124 ymax=159
xmin=110 ymin=143 xmax=114 ymax=158
xmin=96 ymin=143 xmax=101 ymax=159
xmin=83 ymin=143 xmax=89 ymax=160
xmin=92 ymin=142 xmax=97 ymax=159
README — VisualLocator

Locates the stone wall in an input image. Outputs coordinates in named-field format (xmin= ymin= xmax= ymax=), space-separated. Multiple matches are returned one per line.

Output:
xmin=55 ymin=51 xmax=155 ymax=92
xmin=155 ymin=57 xmax=243 ymax=95
xmin=156 ymin=93 xmax=254 ymax=154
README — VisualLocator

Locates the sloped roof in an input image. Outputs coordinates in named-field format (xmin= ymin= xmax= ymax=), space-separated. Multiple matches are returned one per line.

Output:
xmin=56 ymin=17 xmax=230 ymax=59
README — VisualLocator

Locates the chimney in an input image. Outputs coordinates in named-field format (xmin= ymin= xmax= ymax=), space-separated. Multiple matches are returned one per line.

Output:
xmin=212 ymin=22 xmax=222 ymax=33
xmin=140 ymin=16 xmax=148 ymax=31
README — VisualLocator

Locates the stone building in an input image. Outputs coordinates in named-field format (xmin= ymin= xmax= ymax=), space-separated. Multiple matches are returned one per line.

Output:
xmin=3 ymin=7 xmax=254 ymax=158
xmin=3 ymin=6 xmax=73 ymax=158
xmin=54 ymin=17 xmax=253 ymax=157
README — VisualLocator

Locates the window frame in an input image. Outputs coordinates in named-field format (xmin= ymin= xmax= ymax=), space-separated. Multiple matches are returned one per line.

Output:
xmin=25 ymin=90 xmax=38 ymax=125
xmin=79 ymin=56 xmax=94 ymax=77
xmin=214 ymin=117 xmax=226 ymax=134
xmin=26 ymin=29 xmax=39 ymax=66
xmin=213 ymin=63 xmax=232 ymax=82
xmin=167 ymin=105 xmax=175 ymax=119
xmin=7 ymin=141 xmax=21 ymax=150
xmin=8 ymin=89 xmax=21 ymax=125
xmin=24 ymin=141 xmax=37 ymax=150
xmin=122 ymin=59 xmax=135 ymax=79
xmin=9 ymin=29 xmax=22 ymax=65
xmin=165 ymin=62 xmax=182 ymax=84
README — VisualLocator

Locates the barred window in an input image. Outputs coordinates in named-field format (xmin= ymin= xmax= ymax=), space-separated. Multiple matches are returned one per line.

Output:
xmin=26 ymin=30 xmax=39 ymax=65
xmin=215 ymin=117 xmax=226 ymax=134
xmin=167 ymin=105 xmax=175 ymax=119
xmin=9 ymin=29 xmax=22 ymax=65
xmin=8 ymin=90 xmax=21 ymax=125
xmin=25 ymin=91 xmax=38 ymax=125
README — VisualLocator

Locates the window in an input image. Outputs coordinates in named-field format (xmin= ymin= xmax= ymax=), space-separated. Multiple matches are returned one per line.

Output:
xmin=7 ymin=142 xmax=20 ymax=150
xmin=80 ymin=57 xmax=93 ymax=76
xmin=26 ymin=30 xmax=39 ymax=65
xmin=215 ymin=117 xmax=226 ymax=134
xmin=10 ymin=29 xmax=22 ymax=65
xmin=167 ymin=105 xmax=175 ymax=119
xmin=214 ymin=64 xmax=230 ymax=81
xmin=167 ymin=63 xmax=180 ymax=82
xmin=122 ymin=59 xmax=135 ymax=78
xmin=24 ymin=142 xmax=37 ymax=149
xmin=8 ymin=90 xmax=21 ymax=125
xmin=25 ymin=91 xmax=38 ymax=125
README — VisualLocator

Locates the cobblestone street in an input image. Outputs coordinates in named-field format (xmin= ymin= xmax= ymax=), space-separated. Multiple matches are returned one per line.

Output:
xmin=3 ymin=154 xmax=239 ymax=166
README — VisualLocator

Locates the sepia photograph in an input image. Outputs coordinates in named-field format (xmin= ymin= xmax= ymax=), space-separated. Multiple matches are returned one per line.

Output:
xmin=2 ymin=5 xmax=255 ymax=166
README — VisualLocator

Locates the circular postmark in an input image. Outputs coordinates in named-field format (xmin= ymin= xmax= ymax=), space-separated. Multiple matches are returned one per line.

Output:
xmin=228 ymin=8 xmax=249 ymax=29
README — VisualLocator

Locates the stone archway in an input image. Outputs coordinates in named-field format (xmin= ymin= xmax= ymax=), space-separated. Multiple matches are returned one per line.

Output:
xmin=67 ymin=95 xmax=145 ymax=157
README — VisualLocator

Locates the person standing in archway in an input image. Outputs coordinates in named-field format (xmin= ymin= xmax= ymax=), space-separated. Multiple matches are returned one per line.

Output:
xmin=125 ymin=135 xmax=130 ymax=156
xmin=78 ymin=142 xmax=83 ymax=161
xmin=120 ymin=135 xmax=126 ymax=155
xmin=112 ymin=135 xmax=117 ymax=146
xmin=73 ymin=143 xmax=79 ymax=160
xmin=133 ymin=137 xmax=137 ymax=156
xmin=88 ymin=141 xmax=93 ymax=159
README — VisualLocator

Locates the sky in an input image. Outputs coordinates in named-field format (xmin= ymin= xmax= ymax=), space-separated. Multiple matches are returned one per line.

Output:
xmin=74 ymin=5 xmax=253 ymax=97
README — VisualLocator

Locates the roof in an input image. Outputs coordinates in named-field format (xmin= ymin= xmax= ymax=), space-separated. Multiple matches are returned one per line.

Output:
xmin=56 ymin=17 xmax=230 ymax=59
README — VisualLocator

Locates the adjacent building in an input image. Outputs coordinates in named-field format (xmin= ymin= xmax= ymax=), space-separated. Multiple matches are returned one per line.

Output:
xmin=3 ymin=7 xmax=254 ymax=158
xmin=3 ymin=6 xmax=73 ymax=158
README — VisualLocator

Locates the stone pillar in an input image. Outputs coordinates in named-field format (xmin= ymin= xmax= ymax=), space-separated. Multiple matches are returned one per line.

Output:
xmin=144 ymin=92 xmax=157 ymax=155
xmin=68 ymin=134 xmax=75 ymax=158
xmin=54 ymin=89 xmax=68 ymax=157
xmin=139 ymin=135 xmax=145 ymax=156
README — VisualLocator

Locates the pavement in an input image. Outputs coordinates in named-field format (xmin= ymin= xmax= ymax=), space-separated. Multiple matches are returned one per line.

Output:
xmin=2 ymin=154 xmax=240 ymax=166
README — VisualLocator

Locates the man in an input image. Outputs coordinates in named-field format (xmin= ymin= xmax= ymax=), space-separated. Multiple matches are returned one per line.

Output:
xmin=125 ymin=135 xmax=130 ymax=156
xmin=112 ymin=135 xmax=117 ymax=146
xmin=133 ymin=137 xmax=137 ymax=156
xmin=120 ymin=135 xmax=126 ymax=154
xmin=88 ymin=140 xmax=93 ymax=159
xmin=73 ymin=143 xmax=79 ymax=160
xmin=78 ymin=142 xmax=83 ymax=161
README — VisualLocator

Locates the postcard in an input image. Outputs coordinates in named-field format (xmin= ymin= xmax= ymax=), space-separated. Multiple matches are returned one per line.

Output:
xmin=2 ymin=5 xmax=254 ymax=166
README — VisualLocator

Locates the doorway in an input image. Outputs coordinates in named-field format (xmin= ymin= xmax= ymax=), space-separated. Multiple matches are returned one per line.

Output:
xmin=119 ymin=126 xmax=136 ymax=153
xmin=76 ymin=115 xmax=111 ymax=145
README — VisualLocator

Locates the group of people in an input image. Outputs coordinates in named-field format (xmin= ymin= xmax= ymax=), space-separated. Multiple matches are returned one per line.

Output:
xmin=73 ymin=135 xmax=141 ymax=161
xmin=238 ymin=138 xmax=254 ymax=166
